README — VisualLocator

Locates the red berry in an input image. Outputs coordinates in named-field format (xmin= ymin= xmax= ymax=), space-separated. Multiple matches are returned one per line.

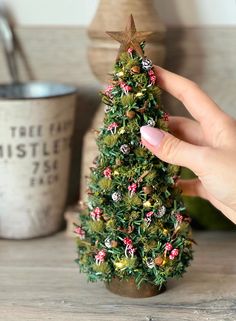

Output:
xmin=94 ymin=207 xmax=102 ymax=215
xmin=176 ymin=213 xmax=183 ymax=222
xmin=171 ymin=248 xmax=179 ymax=257
xmin=165 ymin=242 xmax=173 ymax=251
xmin=146 ymin=211 xmax=154 ymax=218
xmin=123 ymin=237 xmax=132 ymax=246
xmin=163 ymin=112 xmax=169 ymax=121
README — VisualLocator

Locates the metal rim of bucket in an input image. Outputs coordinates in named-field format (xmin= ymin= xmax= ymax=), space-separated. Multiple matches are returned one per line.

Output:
xmin=0 ymin=82 xmax=77 ymax=100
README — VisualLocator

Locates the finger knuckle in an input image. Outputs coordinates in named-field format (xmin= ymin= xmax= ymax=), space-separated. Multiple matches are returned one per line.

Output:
xmin=160 ymin=136 xmax=182 ymax=163
xmin=178 ymin=80 xmax=199 ymax=103
xmin=198 ymin=146 xmax=212 ymax=168
xmin=224 ymin=118 xmax=236 ymax=137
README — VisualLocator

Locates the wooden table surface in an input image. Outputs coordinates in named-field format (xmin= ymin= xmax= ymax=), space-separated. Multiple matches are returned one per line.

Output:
xmin=0 ymin=231 xmax=235 ymax=321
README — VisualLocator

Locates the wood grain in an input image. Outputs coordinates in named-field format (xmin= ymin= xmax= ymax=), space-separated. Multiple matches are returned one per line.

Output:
xmin=88 ymin=0 xmax=166 ymax=82
xmin=0 ymin=231 xmax=235 ymax=321
xmin=0 ymin=27 xmax=235 ymax=117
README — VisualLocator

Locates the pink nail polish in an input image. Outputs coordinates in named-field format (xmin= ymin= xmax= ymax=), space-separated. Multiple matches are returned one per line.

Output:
xmin=140 ymin=126 xmax=164 ymax=147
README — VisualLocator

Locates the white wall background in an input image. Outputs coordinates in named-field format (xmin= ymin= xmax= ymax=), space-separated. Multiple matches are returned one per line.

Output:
xmin=2 ymin=0 xmax=236 ymax=27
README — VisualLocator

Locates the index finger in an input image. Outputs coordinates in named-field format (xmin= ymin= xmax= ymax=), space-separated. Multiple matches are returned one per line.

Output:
xmin=154 ymin=66 xmax=226 ymax=125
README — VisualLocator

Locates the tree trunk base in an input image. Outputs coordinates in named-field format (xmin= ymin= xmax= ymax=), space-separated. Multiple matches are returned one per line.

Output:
xmin=105 ymin=277 xmax=166 ymax=298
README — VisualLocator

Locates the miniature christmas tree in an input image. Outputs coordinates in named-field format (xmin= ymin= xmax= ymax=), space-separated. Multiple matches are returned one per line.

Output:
xmin=75 ymin=15 xmax=193 ymax=297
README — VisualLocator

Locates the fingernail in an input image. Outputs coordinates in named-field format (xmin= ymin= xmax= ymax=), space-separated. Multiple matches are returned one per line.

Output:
xmin=140 ymin=126 xmax=164 ymax=147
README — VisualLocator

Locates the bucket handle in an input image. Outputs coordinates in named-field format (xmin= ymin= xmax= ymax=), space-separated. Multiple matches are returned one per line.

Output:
xmin=0 ymin=4 xmax=19 ymax=83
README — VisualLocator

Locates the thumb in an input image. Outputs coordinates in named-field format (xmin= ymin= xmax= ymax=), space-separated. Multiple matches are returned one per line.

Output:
xmin=140 ymin=126 xmax=206 ymax=173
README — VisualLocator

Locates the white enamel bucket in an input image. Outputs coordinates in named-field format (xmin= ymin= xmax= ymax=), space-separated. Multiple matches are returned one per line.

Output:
xmin=0 ymin=82 xmax=77 ymax=239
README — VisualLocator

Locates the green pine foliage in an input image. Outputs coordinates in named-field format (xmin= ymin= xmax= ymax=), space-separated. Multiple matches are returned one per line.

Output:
xmin=75 ymin=43 xmax=193 ymax=288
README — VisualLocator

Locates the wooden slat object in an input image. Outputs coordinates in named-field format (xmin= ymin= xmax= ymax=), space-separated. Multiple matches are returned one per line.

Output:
xmin=0 ymin=27 xmax=235 ymax=115
xmin=0 ymin=231 xmax=236 ymax=320
xmin=0 ymin=27 xmax=236 ymax=203
xmin=87 ymin=0 xmax=166 ymax=83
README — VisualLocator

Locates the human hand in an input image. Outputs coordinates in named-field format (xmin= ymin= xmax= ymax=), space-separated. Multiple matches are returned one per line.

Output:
xmin=140 ymin=66 xmax=236 ymax=224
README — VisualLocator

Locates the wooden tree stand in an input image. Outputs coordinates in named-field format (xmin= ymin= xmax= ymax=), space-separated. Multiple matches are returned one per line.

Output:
xmin=106 ymin=278 xmax=166 ymax=298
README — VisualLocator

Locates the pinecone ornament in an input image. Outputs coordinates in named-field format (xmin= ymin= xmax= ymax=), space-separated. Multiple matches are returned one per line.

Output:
xmin=154 ymin=256 xmax=163 ymax=266
xmin=115 ymin=158 xmax=122 ymax=166
xmin=126 ymin=110 xmax=136 ymax=119
xmin=131 ymin=65 xmax=140 ymax=74
xmin=142 ymin=185 xmax=153 ymax=195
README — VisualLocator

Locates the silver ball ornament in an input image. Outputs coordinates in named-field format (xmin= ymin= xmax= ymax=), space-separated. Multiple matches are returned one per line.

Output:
xmin=157 ymin=205 xmax=166 ymax=218
xmin=120 ymin=144 xmax=130 ymax=155
xmin=104 ymin=105 xmax=111 ymax=113
xmin=146 ymin=257 xmax=155 ymax=269
xmin=112 ymin=191 xmax=122 ymax=202
xmin=147 ymin=118 xmax=156 ymax=127
xmin=105 ymin=237 xmax=112 ymax=248
xmin=142 ymin=58 xmax=153 ymax=71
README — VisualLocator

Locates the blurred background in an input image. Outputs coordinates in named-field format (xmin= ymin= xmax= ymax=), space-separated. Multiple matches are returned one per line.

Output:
xmin=3 ymin=0 xmax=236 ymax=26
xmin=0 ymin=0 xmax=236 ymax=234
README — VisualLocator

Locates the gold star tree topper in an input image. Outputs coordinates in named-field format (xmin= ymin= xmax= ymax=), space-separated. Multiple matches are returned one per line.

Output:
xmin=106 ymin=14 xmax=154 ymax=60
